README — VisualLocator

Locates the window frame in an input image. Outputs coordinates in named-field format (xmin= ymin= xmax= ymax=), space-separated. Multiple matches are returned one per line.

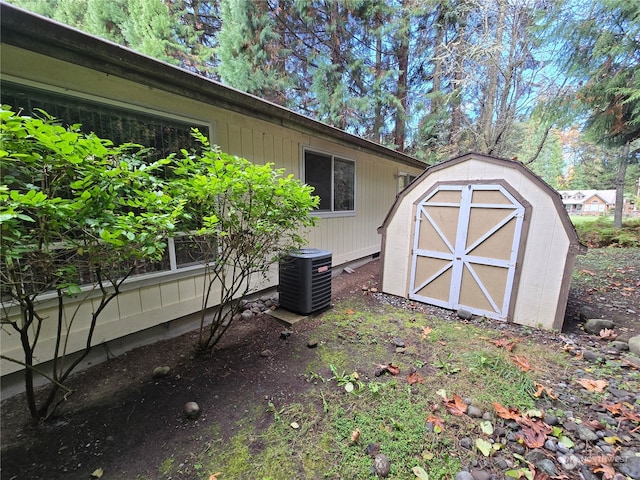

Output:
xmin=0 ymin=78 xmax=217 ymax=295
xmin=301 ymin=147 xmax=356 ymax=218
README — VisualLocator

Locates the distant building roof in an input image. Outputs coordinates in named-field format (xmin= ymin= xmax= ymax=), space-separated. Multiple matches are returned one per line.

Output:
xmin=558 ymin=190 xmax=616 ymax=205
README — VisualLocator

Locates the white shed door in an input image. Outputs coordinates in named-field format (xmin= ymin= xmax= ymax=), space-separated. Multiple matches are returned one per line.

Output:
xmin=409 ymin=184 xmax=524 ymax=320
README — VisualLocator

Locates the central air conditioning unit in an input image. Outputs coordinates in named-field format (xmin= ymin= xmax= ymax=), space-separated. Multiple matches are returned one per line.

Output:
xmin=278 ymin=248 xmax=332 ymax=315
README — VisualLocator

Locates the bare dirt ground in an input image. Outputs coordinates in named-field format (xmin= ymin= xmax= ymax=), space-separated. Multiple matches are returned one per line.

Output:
xmin=1 ymin=249 xmax=639 ymax=480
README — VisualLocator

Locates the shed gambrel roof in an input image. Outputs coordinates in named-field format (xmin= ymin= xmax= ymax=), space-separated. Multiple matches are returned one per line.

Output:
xmin=380 ymin=152 xmax=584 ymax=253
xmin=0 ymin=1 xmax=425 ymax=171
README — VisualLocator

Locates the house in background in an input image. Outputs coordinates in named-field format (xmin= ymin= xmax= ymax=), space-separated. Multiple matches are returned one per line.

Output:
xmin=0 ymin=3 xmax=425 ymax=395
xmin=558 ymin=189 xmax=633 ymax=216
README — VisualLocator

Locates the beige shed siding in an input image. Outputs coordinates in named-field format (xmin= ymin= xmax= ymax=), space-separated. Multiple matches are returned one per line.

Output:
xmin=1 ymin=44 xmax=424 ymax=376
xmin=381 ymin=155 xmax=578 ymax=329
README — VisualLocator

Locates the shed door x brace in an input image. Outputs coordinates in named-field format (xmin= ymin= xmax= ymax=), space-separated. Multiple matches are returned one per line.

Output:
xmin=409 ymin=184 xmax=525 ymax=321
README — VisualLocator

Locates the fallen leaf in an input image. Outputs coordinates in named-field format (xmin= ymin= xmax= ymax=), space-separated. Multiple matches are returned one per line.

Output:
xmin=345 ymin=309 xmax=355 ymax=315
xmin=599 ymin=328 xmax=617 ymax=339
xmin=533 ymin=383 xmax=558 ymax=399
xmin=444 ymin=394 xmax=467 ymax=416
xmin=490 ymin=337 xmax=520 ymax=351
xmin=593 ymin=464 xmax=616 ymax=480
xmin=412 ymin=466 xmax=430 ymax=480
xmin=506 ymin=467 xmax=534 ymax=480
xmin=493 ymin=402 xmax=521 ymax=420
xmin=426 ymin=414 xmax=444 ymax=433
xmin=436 ymin=389 xmax=448 ymax=400
xmin=91 ymin=469 xmax=104 ymax=478
xmin=386 ymin=363 xmax=400 ymax=375
xmin=558 ymin=435 xmax=574 ymax=448
xmin=509 ymin=355 xmax=532 ymax=372
xmin=580 ymin=269 xmax=595 ymax=276
xmin=208 ymin=473 xmax=222 ymax=480
xmin=420 ymin=326 xmax=432 ymax=338
xmin=437 ymin=340 xmax=447 ymax=346
xmin=476 ymin=438 xmax=493 ymax=456
xmin=480 ymin=420 xmax=494 ymax=435
xmin=408 ymin=371 xmax=425 ymax=385
xmin=603 ymin=435 xmax=622 ymax=445
xmin=576 ymin=378 xmax=608 ymax=392
xmin=516 ymin=417 xmax=552 ymax=449
xmin=350 ymin=428 xmax=360 ymax=443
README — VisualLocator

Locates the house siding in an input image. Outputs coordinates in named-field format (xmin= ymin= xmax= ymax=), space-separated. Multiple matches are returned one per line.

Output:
xmin=0 ymin=37 xmax=423 ymax=379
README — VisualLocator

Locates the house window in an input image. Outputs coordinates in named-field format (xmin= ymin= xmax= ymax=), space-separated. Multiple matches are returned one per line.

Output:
xmin=397 ymin=172 xmax=418 ymax=192
xmin=1 ymin=82 xmax=213 ymax=287
xmin=303 ymin=149 xmax=355 ymax=214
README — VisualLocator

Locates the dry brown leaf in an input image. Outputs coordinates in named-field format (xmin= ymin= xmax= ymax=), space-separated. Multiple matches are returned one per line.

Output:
xmin=533 ymin=383 xmax=558 ymax=400
xmin=516 ymin=417 xmax=553 ymax=449
xmin=426 ymin=414 xmax=445 ymax=433
xmin=209 ymin=473 xmax=222 ymax=480
xmin=593 ymin=464 xmax=616 ymax=480
xmin=599 ymin=328 xmax=617 ymax=339
xmin=407 ymin=371 xmax=424 ymax=385
xmin=509 ymin=355 xmax=532 ymax=372
xmin=386 ymin=363 xmax=400 ymax=376
xmin=420 ymin=326 xmax=432 ymax=339
xmin=490 ymin=337 xmax=520 ymax=352
xmin=493 ymin=402 xmax=521 ymax=420
xmin=345 ymin=308 xmax=355 ymax=315
xmin=580 ymin=269 xmax=596 ymax=276
xmin=444 ymin=394 xmax=467 ymax=416
xmin=576 ymin=378 xmax=608 ymax=392
xmin=350 ymin=428 xmax=360 ymax=443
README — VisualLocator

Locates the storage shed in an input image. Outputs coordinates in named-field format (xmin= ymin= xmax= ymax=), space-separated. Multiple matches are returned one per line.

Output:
xmin=378 ymin=153 xmax=586 ymax=330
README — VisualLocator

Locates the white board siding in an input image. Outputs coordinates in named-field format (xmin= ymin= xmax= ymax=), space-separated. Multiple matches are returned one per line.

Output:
xmin=1 ymin=45 xmax=424 ymax=377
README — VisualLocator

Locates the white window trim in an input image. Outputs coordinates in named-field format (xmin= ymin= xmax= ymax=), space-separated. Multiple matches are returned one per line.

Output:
xmin=301 ymin=146 xmax=356 ymax=218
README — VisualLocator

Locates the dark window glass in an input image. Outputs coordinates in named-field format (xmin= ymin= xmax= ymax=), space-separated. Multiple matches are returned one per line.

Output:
xmin=304 ymin=150 xmax=355 ymax=213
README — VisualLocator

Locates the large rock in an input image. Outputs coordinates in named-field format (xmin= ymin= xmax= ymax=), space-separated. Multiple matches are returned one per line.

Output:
xmin=628 ymin=335 xmax=640 ymax=356
xmin=618 ymin=456 xmax=640 ymax=479
xmin=584 ymin=318 xmax=615 ymax=335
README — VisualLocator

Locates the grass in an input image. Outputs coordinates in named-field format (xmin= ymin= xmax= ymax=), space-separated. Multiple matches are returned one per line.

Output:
xmin=163 ymin=298 xmax=572 ymax=480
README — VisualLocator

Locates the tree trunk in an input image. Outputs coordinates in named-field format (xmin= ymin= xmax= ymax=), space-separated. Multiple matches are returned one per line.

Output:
xmin=613 ymin=141 xmax=629 ymax=229
xmin=393 ymin=2 xmax=410 ymax=152
xmin=479 ymin=0 xmax=506 ymax=153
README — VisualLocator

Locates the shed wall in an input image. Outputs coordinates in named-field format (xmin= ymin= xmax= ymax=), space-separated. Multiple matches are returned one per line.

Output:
xmin=0 ymin=46 xmax=423 ymax=376
xmin=381 ymin=157 xmax=572 ymax=329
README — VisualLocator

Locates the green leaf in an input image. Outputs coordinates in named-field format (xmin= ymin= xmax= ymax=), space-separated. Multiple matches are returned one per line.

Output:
xmin=480 ymin=420 xmax=494 ymax=435
xmin=506 ymin=468 xmax=533 ymax=480
xmin=558 ymin=435 xmax=574 ymax=448
xmin=475 ymin=438 xmax=493 ymax=457
xmin=412 ymin=466 xmax=430 ymax=480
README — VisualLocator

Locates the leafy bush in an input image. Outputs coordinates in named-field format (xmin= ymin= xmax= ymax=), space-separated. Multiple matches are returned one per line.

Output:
xmin=1 ymin=107 xmax=180 ymax=420
xmin=572 ymin=216 xmax=640 ymax=247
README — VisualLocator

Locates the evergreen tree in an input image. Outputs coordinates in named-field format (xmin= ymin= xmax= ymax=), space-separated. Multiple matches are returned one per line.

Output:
xmin=559 ymin=0 xmax=640 ymax=225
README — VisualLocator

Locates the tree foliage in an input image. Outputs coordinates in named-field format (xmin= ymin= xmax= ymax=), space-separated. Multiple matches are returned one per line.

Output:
xmin=0 ymin=107 xmax=180 ymax=421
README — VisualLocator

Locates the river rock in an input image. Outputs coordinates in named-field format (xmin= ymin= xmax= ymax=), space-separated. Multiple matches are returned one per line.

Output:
xmin=628 ymin=335 xmax=640 ymax=356
xmin=579 ymin=305 xmax=598 ymax=321
xmin=152 ymin=366 xmax=171 ymax=378
xmin=584 ymin=318 xmax=614 ymax=335
xmin=618 ymin=456 xmax=640 ymax=479
xmin=184 ymin=401 xmax=200 ymax=419
xmin=373 ymin=454 xmax=390 ymax=477
xmin=455 ymin=472 xmax=474 ymax=480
